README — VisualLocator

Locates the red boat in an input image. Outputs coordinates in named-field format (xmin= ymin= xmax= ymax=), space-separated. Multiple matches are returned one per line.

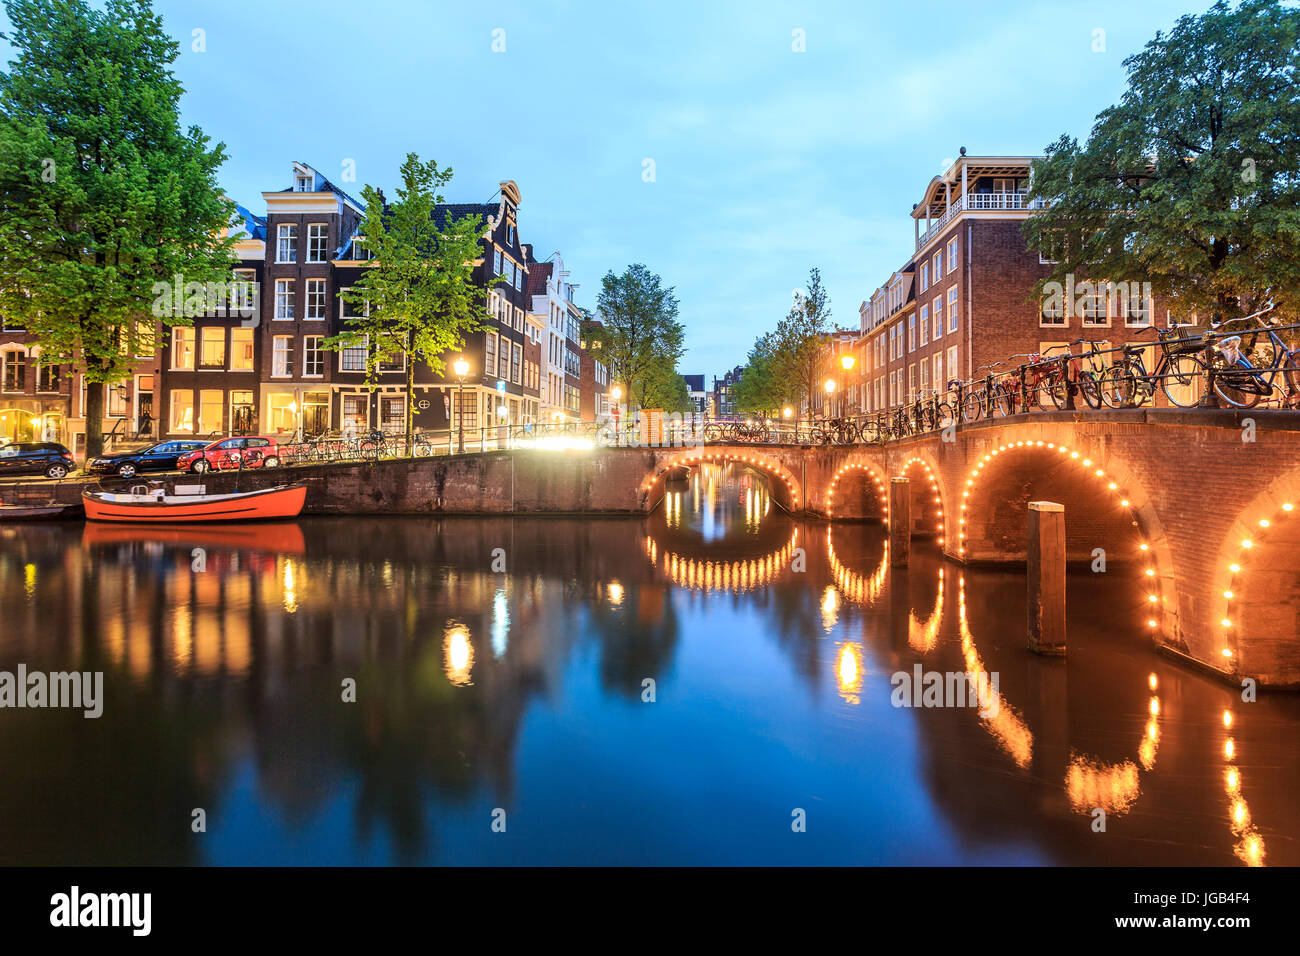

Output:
xmin=82 ymin=483 xmax=307 ymax=523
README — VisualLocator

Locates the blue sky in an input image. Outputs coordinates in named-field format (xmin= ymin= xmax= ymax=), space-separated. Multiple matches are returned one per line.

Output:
xmin=13 ymin=0 xmax=1203 ymax=377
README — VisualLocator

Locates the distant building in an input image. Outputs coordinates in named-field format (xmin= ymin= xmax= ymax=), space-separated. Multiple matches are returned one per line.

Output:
xmin=711 ymin=366 xmax=742 ymax=418
xmin=683 ymin=374 xmax=707 ymax=415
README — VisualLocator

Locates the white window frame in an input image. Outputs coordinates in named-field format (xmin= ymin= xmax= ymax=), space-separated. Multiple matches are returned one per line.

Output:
xmin=171 ymin=327 xmax=195 ymax=370
xmin=306 ymin=223 xmax=329 ymax=263
xmin=305 ymin=278 xmax=327 ymax=320
xmin=275 ymin=279 xmax=295 ymax=320
xmin=276 ymin=224 xmax=297 ymax=263
xmin=303 ymin=335 xmax=324 ymax=377
xmin=272 ymin=335 xmax=294 ymax=377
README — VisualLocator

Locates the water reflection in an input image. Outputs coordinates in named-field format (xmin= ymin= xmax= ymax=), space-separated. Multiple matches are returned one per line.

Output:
xmin=0 ymin=462 xmax=1298 ymax=865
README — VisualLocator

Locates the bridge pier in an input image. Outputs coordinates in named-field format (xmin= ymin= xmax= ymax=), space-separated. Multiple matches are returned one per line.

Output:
xmin=890 ymin=478 xmax=910 ymax=567
xmin=1027 ymin=501 xmax=1067 ymax=656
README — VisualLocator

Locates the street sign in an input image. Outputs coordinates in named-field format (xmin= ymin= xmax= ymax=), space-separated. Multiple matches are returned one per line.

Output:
xmin=496 ymin=380 xmax=506 ymax=393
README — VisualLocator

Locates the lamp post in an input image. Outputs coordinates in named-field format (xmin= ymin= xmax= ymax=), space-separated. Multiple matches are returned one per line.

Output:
xmin=840 ymin=353 xmax=856 ymax=419
xmin=824 ymin=378 xmax=836 ymax=421
xmin=610 ymin=384 xmax=623 ymax=445
xmin=453 ymin=356 xmax=469 ymax=454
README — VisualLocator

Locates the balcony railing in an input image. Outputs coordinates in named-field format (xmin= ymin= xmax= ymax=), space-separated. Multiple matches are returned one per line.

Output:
xmin=916 ymin=192 xmax=1046 ymax=249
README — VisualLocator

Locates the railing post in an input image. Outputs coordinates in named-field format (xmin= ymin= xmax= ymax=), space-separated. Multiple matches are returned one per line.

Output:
xmin=1061 ymin=354 xmax=1076 ymax=411
xmin=1027 ymin=501 xmax=1066 ymax=656
xmin=1199 ymin=341 xmax=1221 ymax=408
xmin=889 ymin=477 xmax=910 ymax=568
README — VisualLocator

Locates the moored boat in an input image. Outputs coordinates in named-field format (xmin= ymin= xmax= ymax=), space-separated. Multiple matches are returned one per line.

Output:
xmin=0 ymin=503 xmax=81 ymax=521
xmin=82 ymin=483 xmax=307 ymax=523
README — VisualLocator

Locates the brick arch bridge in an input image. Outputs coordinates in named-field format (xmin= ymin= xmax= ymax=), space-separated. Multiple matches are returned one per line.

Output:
xmin=647 ymin=409 xmax=1300 ymax=686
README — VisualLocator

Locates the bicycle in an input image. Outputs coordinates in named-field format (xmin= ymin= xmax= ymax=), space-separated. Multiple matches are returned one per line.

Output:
xmin=1041 ymin=340 xmax=1104 ymax=410
xmin=1098 ymin=325 xmax=1208 ymax=409
xmin=1205 ymin=315 xmax=1300 ymax=409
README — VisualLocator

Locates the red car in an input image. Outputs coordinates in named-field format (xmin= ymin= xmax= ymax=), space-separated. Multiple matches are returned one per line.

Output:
xmin=176 ymin=436 xmax=283 ymax=474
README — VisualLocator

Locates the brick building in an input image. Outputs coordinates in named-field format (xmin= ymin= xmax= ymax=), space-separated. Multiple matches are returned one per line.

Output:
xmin=856 ymin=152 xmax=1196 ymax=415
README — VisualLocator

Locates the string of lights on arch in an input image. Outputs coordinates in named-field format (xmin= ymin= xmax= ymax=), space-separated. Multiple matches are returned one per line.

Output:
xmin=899 ymin=456 xmax=945 ymax=544
xmin=825 ymin=462 xmax=887 ymax=521
xmin=642 ymin=450 xmax=800 ymax=510
xmin=1219 ymin=498 xmax=1295 ymax=668
xmin=956 ymin=438 xmax=1166 ymax=646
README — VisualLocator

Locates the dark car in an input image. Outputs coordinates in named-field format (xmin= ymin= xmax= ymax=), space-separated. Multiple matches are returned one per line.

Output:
xmin=86 ymin=440 xmax=210 ymax=479
xmin=0 ymin=442 xmax=76 ymax=479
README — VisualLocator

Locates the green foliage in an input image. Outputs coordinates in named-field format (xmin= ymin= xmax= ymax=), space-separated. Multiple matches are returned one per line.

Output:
xmin=641 ymin=365 xmax=693 ymax=413
xmin=731 ymin=267 xmax=833 ymax=416
xmin=323 ymin=152 xmax=493 ymax=443
xmin=0 ymin=0 xmax=236 ymax=457
xmin=1023 ymin=0 xmax=1300 ymax=325
xmin=584 ymin=263 xmax=685 ymax=410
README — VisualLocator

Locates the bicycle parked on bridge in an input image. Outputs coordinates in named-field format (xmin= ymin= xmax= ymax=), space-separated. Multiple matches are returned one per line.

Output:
xmin=1097 ymin=324 xmax=1208 ymax=409
xmin=1205 ymin=315 xmax=1300 ymax=409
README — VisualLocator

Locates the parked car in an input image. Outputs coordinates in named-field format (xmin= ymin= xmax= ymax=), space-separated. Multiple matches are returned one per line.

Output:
xmin=87 ymin=440 xmax=211 ymax=479
xmin=175 ymin=436 xmax=283 ymax=474
xmin=0 ymin=442 xmax=76 ymax=479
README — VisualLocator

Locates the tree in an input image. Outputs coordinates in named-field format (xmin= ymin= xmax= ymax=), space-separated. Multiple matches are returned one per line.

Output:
xmin=1023 ymin=0 xmax=1300 ymax=327
xmin=585 ymin=264 xmax=685 ymax=409
xmin=324 ymin=153 xmax=492 ymax=447
xmin=0 ymin=0 xmax=236 ymax=460
xmin=731 ymin=333 xmax=786 ymax=416
xmin=641 ymin=365 xmax=693 ymax=414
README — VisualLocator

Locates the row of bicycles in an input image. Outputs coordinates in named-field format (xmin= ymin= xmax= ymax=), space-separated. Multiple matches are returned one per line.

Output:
xmin=709 ymin=317 xmax=1300 ymax=446
xmin=279 ymin=429 xmax=441 ymax=464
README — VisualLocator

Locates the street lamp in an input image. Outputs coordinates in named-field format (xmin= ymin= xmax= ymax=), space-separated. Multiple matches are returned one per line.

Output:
xmin=453 ymin=356 xmax=469 ymax=453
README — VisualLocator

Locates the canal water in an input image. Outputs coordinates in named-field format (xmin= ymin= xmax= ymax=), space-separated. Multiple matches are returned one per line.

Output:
xmin=1 ymin=461 xmax=1297 ymax=865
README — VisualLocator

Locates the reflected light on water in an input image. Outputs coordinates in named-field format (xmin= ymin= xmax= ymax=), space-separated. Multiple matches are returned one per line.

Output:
xmin=282 ymin=559 xmax=298 ymax=614
xmin=443 ymin=623 xmax=474 ymax=686
xmin=820 ymin=586 xmax=839 ymax=631
xmin=957 ymin=574 xmax=1033 ymax=769
xmin=836 ymin=642 xmax=863 ymax=705
xmin=1065 ymin=755 xmax=1141 ymax=814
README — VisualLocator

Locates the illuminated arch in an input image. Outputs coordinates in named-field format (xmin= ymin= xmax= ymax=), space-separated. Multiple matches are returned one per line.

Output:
xmin=642 ymin=449 xmax=801 ymax=511
xmin=1213 ymin=475 xmax=1300 ymax=678
xmin=825 ymin=460 xmax=889 ymax=522
xmin=897 ymin=455 xmax=946 ymax=544
xmin=955 ymin=435 xmax=1175 ymax=650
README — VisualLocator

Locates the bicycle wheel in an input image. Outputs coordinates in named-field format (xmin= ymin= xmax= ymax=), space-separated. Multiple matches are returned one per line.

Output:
xmin=1210 ymin=355 xmax=1264 ymax=409
xmin=935 ymin=402 xmax=955 ymax=428
xmin=961 ymin=390 xmax=983 ymax=422
xmin=1159 ymin=354 xmax=1206 ymax=408
xmin=1099 ymin=365 xmax=1137 ymax=409
xmin=1045 ymin=373 xmax=1069 ymax=410
xmin=703 ymin=422 xmax=724 ymax=442
xmin=1077 ymin=371 xmax=1102 ymax=410
xmin=990 ymin=384 xmax=1014 ymax=417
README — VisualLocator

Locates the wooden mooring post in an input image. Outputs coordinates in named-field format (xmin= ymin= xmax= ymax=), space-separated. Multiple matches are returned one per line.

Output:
xmin=889 ymin=477 xmax=910 ymax=567
xmin=1027 ymin=500 xmax=1066 ymax=655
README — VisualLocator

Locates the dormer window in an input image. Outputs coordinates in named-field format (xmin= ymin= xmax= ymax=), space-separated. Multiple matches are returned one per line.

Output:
xmin=506 ymin=223 xmax=515 ymax=245
xmin=295 ymin=175 xmax=313 ymax=193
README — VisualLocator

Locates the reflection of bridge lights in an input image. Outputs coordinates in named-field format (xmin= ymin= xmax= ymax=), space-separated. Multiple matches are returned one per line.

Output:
xmin=957 ymin=574 xmax=1033 ymax=768
xmin=608 ymin=581 xmax=624 ymax=605
xmin=1222 ymin=719 xmax=1265 ymax=865
xmin=646 ymin=529 xmax=799 ymax=593
xmin=835 ymin=642 xmax=863 ymax=705
xmin=821 ymin=585 xmax=839 ymax=631
xmin=1065 ymin=756 xmax=1140 ymax=814
xmin=443 ymin=623 xmax=474 ymax=686
xmin=826 ymin=528 xmax=888 ymax=605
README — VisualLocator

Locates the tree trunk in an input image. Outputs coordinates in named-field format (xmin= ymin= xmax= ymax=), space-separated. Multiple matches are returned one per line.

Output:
xmin=405 ymin=339 xmax=415 ymax=450
xmin=84 ymin=380 xmax=105 ymax=464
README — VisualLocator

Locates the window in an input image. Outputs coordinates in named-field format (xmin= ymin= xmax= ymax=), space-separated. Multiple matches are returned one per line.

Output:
xmin=920 ymin=358 xmax=929 ymax=391
xmin=381 ymin=396 xmax=405 ymax=432
xmin=1039 ymin=231 xmax=1062 ymax=265
xmin=908 ymin=364 xmax=916 ymax=401
xmin=272 ymin=336 xmax=294 ymax=377
xmin=198 ymin=389 xmax=223 ymax=434
xmin=350 ymin=237 xmax=372 ymax=261
xmin=920 ymin=263 xmax=929 ymax=292
xmin=295 ymin=174 xmax=312 ymax=193
xmin=947 ymin=237 xmax=958 ymax=271
xmin=514 ymin=266 xmax=523 ymax=291
xmin=172 ymin=328 xmax=195 ymax=369
xmin=340 ymin=337 xmax=367 ymax=372
xmin=454 ymin=388 xmax=477 ymax=431
xmin=277 ymin=224 xmax=297 ymax=263
xmin=932 ymin=296 xmax=943 ymax=338
xmin=511 ymin=342 xmax=522 ymax=384
xmin=231 ymin=390 xmax=254 ymax=433
xmin=494 ymin=248 xmax=503 ymax=275
xmin=485 ymin=332 xmax=498 ymax=378
xmin=514 ymin=306 xmax=523 ymax=332
xmin=306 ymin=224 xmax=328 ymax=263
xmin=948 ymin=287 xmax=959 ymax=333
xmin=919 ymin=306 xmax=929 ymax=346
xmin=2 ymin=349 xmax=25 ymax=391
xmin=37 ymin=362 xmax=60 ymax=393
xmin=1080 ymin=281 xmax=1108 ymax=326
xmin=200 ymin=327 xmax=225 ymax=368
xmin=342 ymin=394 xmax=367 ymax=429
xmin=305 ymin=279 xmax=326 ymax=319
xmin=275 ymin=279 xmax=295 ymax=320
xmin=933 ymin=251 xmax=942 ymax=281
xmin=1040 ymin=291 xmax=1067 ymax=327
xmin=304 ymin=335 xmax=323 ymax=376
xmin=947 ymin=346 xmax=959 ymax=382
xmin=506 ymin=223 xmax=515 ymax=245
xmin=134 ymin=318 xmax=157 ymax=358
xmin=170 ymin=389 xmax=194 ymax=433
xmin=1113 ymin=282 xmax=1151 ymax=327
xmin=908 ymin=315 xmax=916 ymax=352
xmin=933 ymin=353 xmax=943 ymax=389
xmin=230 ymin=329 xmax=254 ymax=371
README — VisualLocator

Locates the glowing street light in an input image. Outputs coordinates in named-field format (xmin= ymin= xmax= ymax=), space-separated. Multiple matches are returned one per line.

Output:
xmin=841 ymin=353 xmax=856 ymax=371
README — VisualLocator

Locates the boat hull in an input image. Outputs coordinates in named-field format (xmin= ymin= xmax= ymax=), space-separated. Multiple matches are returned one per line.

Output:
xmin=82 ymin=484 xmax=307 ymax=523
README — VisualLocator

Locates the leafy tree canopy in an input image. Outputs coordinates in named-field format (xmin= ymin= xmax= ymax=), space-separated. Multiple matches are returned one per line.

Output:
xmin=584 ymin=263 xmax=685 ymax=410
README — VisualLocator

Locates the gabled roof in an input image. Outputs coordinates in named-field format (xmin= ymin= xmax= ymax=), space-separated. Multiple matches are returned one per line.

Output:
xmin=231 ymin=203 xmax=266 ymax=241
xmin=683 ymin=374 xmax=706 ymax=392
xmin=277 ymin=161 xmax=366 ymax=213
xmin=527 ymin=261 xmax=554 ymax=297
